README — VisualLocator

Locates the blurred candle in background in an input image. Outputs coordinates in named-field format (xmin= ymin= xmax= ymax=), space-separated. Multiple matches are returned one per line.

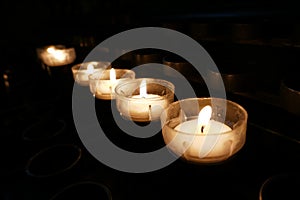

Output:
xmin=37 ymin=45 xmax=76 ymax=67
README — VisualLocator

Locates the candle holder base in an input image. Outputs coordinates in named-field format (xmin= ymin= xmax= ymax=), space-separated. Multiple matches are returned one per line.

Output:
xmin=49 ymin=181 xmax=112 ymax=200
xmin=133 ymin=121 xmax=151 ymax=127
xmin=179 ymin=151 xmax=240 ymax=166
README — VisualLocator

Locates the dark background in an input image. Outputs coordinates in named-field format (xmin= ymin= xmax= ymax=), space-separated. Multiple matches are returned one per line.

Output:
xmin=1 ymin=0 xmax=300 ymax=75
xmin=0 ymin=1 xmax=300 ymax=200
xmin=1 ymin=0 xmax=300 ymax=45
xmin=1 ymin=0 xmax=300 ymax=95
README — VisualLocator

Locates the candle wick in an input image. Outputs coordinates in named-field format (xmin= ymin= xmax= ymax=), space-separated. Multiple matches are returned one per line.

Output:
xmin=148 ymin=105 xmax=152 ymax=121
xmin=109 ymin=86 xmax=113 ymax=99
xmin=201 ymin=125 xmax=205 ymax=133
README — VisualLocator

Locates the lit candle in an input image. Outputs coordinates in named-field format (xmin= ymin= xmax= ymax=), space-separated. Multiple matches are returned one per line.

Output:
xmin=38 ymin=45 xmax=76 ymax=67
xmin=161 ymin=98 xmax=247 ymax=164
xmin=89 ymin=68 xmax=135 ymax=100
xmin=174 ymin=105 xmax=232 ymax=158
xmin=129 ymin=79 xmax=167 ymax=121
xmin=71 ymin=61 xmax=107 ymax=86
xmin=47 ymin=47 xmax=66 ymax=62
xmin=115 ymin=78 xmax=175 ymax=122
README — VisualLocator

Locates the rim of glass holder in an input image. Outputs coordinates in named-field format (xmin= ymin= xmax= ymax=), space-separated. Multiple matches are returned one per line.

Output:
xmin=71 ymin=61 xmax=111 ymax=72
xmin=49 ymin=181 xmax=112 ymax=200
xmin=114 ymin=78 xmax=175 ymax=101
xmin=25 ymin=143 xmax=82 ymax=178
xmin=162 ymin=97 xmax=248 ymax=136
xmin=22 ymin=118 xmax=66 ymax=142
xmin=88 ymin=68 xmax=135 ymax=81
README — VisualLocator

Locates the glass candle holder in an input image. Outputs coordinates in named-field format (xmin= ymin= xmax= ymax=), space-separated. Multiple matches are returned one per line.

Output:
xmin=115 ymin=78 xmax=175 ymax=122
xmin=71 ymin=61 xmax=110 ymax=86
xmin=279 ymin=74 xmax=300 ymax=116
xmin=231 ymin=23 xmax=260 ymax=42
xmin=160 ymin=97 xmax=247 ymax=164
xmin=134 ymin=49 xmax=164 ymax=66
xmin=259 ymin=173 xmax=300 ymax=200
xmin=37 ymin=45 xmax=76 ymax=67
xmin=25 ymin=144 xmax=82 ymax=178
xmin=49 ymin=181 xmax=112 ymax=200
xmin=163 ymin=55 xmax=191 ymax=77
xmin=89 ymin=68 xmax=135 ymax=100
xmin=206 ymin=65 xmax=256 ymax=93
xmin=22 ymin=118 xmax=66 ymax=142
xmin=162 ymin=55 xmax=204 ymax=84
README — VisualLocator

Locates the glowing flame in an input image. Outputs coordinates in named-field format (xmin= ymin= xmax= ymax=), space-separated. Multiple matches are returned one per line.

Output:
xmin=46 ymin=46 xmax=56 ymax=53
xmin=109 ymin=68 xmax=117 ymax=94
xmin=86 ymin=64 xmax=94 ymax=74
xmin=139 ymin=79 xmax=147 ymax=98
xmin=110 ymin=68 xmax=116 ymax=82
xmin=197 ymin=105 xmax=212 ymax=134
xmin=46 ymin=47 xmax=66 ymax=61
xmin=86 ymin=64 xmax=95 ymax=74
xmin=3 ymin=74 xmax=8 ymax=80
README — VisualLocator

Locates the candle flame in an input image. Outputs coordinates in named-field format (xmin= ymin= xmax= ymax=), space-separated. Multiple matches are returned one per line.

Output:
xmin=87 ymin=64 xmax=94 ymax=74
xmin=46 ymin=46 xmax=56 ymax=53
xmin=46 ymin=46 xmax=66 ymax=61
xmin=3 ymin=74 xmax=8 ymax=80
xmin=110 ymin=68 xmax=116 ymax=82
xmin=139 ymin=79 xmax=147 ymax=98
xmin=197 ymin=105 xmax=212 ymax=134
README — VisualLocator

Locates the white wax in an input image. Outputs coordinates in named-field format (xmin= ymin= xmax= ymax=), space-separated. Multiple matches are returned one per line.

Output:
xmin=131 ymin=94 xmax=162 ymax=99
xmin=173 ymin=119 xmax=233 ymax=158
xmin=119 ymin=94 xmax=168 ymax=121
xmin=95 ymin=79 xmax=120 ymax=100
xmin=95 ymin=78 xmax=132 ymax=100
xmin=175 ymin=119 xmax=232 ymax=134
